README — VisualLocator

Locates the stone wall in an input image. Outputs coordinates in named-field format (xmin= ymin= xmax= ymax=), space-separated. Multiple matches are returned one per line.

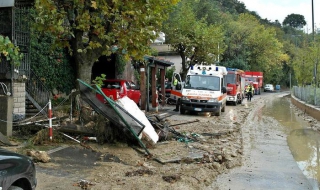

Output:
xmin=13 ymin=82 xmax=25 ymax=121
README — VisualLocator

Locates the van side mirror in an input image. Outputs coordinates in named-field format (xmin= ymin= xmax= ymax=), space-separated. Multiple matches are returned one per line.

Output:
xmin=222 ymin=86 xmax=227 ymax=93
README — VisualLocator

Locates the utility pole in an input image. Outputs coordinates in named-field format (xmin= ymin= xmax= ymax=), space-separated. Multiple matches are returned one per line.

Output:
xmin=312 ymin=0 xmax=317 ymax=105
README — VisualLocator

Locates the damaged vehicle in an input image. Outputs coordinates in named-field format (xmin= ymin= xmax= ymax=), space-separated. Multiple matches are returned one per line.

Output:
xmin=0 ymin=148 xmax=37 ymax=190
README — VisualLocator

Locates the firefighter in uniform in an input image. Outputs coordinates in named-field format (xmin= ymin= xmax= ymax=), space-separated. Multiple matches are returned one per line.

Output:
xmin=173 ymin=76 xmax=180 ymax=111
xmin=246 ymin=84 xmax=253 ymax=102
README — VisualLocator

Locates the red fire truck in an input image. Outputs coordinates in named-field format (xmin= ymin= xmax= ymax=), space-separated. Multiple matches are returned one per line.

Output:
xmin=244 ymin=71 xmax=263 ymax=95
xmin=225 ymin=68 xmax=246 ymax=105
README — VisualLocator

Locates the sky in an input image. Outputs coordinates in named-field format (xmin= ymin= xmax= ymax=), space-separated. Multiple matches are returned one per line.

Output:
xmin=240 ymin=0 xmax=320 ymax=33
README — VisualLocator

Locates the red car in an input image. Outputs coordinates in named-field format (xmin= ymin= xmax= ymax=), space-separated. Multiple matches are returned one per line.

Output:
xmin=96 ymin=79 xmax=141 ymax=104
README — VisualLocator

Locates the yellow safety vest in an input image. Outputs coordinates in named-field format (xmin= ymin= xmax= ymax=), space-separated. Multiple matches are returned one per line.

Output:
xmin=173 ymin=79 xmax=178 ymax=86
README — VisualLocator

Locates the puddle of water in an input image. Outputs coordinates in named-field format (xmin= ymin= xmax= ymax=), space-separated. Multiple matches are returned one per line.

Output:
xmin=49 ymin=147 xmax=102 ymax=168
xmin=263 ymin=97 xmax=320 ymax=189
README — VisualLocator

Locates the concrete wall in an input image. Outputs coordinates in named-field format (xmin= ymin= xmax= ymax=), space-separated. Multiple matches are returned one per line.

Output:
xmin=13 ymin=82 xmax=25 ymax=121
xmin=0 ymin=96 xmax=13 ymax=136
xmin=291 ymin=94 xmax=320 ymax=121
xmin=150 ymin=44 xmax=182 ymax=75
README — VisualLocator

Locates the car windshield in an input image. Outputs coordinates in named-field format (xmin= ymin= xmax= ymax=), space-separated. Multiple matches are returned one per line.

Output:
xmin=184 ymin=75 xmax=220 ymax=91
xmin=102 ymin=81 xmax=121 ymax=89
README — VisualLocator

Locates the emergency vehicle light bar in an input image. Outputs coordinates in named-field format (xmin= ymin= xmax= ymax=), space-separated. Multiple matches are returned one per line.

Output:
xmin=188 ymin=64 xmax=227 ymax=76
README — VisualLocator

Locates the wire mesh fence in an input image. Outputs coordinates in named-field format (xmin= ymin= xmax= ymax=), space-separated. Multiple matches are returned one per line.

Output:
xmin=292 ymin=86 xmax=320 ymax=107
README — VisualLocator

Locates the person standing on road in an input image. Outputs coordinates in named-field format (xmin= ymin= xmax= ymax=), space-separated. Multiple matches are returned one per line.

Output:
xmin=173 ymin=76 xmax=180 ymax=111
xmin=246 ymin=84 xmax=253 ymax=102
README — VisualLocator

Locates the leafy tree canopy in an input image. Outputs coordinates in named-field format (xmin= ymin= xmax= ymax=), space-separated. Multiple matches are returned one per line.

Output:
xmin=222 ymin=14 xmax=286 ymax=83
xmin=163 ymin=1 xmax=225 ymax=77
xmin=283 ymin=13 xmax=306 ymax=28
xmin=33 ymin=0 xmax=178 ymax=83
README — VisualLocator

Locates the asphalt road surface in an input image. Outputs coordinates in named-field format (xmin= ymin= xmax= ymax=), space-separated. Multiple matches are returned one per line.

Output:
xmin=210 ymin=91 xmax=313 ymax=190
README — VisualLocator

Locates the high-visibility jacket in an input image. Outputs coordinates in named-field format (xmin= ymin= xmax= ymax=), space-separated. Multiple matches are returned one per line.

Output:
xmin=173 ymin=78 xmax=178 ymax=86
xmin=246 ymin=85 xmax=253 ymax=92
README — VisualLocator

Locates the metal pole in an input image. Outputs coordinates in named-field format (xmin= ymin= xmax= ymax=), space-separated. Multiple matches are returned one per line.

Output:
xmin=147 ymin=63 xmax=150 ymax=112
xmin=48 ymin=99 xmax=53 ymax=141
xmin=312 ymin=0 xmax=315 ymax=41
xmin=290 ymin=72 xmax=291 ymax=90
xmin=312 ymin=0 xmax=317 ymax=105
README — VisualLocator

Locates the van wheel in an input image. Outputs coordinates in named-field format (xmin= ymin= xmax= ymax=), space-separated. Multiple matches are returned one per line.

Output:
xmin=215 ymin=108 xmax=221 ymax=116
xmin=221 ymin=105 xmax=226 ymax=112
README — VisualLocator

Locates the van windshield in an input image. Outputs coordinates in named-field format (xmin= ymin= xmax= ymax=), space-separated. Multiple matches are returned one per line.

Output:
xmin=184 ymin=75 xmax=220 ymax=91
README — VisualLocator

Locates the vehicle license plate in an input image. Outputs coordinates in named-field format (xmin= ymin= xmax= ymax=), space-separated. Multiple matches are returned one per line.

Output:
xmin=194 ymin=108 xmax=202 ymax=111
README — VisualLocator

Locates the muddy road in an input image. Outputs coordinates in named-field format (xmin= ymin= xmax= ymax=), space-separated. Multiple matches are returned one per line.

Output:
xmin=21 ymin=91 xmax=317 ymax=189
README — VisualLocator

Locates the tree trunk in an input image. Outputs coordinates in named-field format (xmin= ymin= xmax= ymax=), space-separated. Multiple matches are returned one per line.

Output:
xmin=76 ymin=60 xmax=94 ymax=87
xmin=179 ymin=51 xmax=188 ymax=80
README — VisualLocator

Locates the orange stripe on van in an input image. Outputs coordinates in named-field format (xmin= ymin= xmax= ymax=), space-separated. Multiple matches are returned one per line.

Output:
xmin=171 ymin=90 xmax=182 ymax=97
xmin=218 ymin=94 xmax=227 ymax=101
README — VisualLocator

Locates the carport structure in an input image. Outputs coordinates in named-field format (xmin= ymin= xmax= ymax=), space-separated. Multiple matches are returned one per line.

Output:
xmin=140 ymin=56 xmax=174 ymax=111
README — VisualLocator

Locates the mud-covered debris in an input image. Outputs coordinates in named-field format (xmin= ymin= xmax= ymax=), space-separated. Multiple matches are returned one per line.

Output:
xmin=125 ymin=169 xmax=154 ymax=177
xmin=26 ymin=150 xmax=51 ymax=163
xmin=180 ymin=157 xmax=194 ymax=164
xmin=73 ymin=179 xmax=94 ymax=189
xmin=162 ymin=174 xmax=182 ymax=183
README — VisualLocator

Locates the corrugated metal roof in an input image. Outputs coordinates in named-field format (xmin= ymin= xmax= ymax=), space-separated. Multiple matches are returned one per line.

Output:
xmin=144 ymin=55 xmax=174 ymax=67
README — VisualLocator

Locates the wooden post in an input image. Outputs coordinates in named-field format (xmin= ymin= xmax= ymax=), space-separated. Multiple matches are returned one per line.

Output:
xmin=160 ymin=68 xmax=166 ymax=106
xmin=151 ymin=66 xmax=157 ymax=107
xmin=140 ymin=65 xmax=146 ymax=110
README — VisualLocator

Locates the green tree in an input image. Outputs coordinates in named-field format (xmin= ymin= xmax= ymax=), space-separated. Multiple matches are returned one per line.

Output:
xmin=283 ymin=14 xmax=306 ymax=29
xmin=33 ymin=0 xmax=178 ymax=84
xmin=163 ymin=1 xmax=225 ymax=78
xmin=292 ymin=47 xmax=314 ymax=85
xmin=222 ymin=14 xmax=286 ymax=83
